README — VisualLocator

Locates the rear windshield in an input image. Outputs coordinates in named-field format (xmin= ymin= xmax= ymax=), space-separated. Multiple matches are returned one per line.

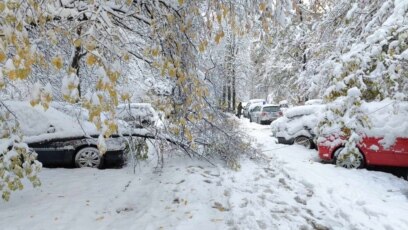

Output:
xmin=263 ymin=106 xmax=280 ymax=112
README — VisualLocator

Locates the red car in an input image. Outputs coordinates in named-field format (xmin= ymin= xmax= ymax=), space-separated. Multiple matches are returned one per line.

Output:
xmin=318 ymin=136 xmax=408 ymax=169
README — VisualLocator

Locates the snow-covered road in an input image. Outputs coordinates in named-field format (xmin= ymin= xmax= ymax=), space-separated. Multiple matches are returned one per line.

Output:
xmin=1 ymin=119 xmax=408 ymax=230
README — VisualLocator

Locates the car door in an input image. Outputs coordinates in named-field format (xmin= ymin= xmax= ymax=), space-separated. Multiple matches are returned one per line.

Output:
xmin=393 ymin=137 xmax=408 ymax=167
xmin=244 ymin=103 xmax=251 ymax=117
xmin=29 ymin=140 xmax=72 ymax=166
xmin=252 ymin=106 xmax=261 ymax=122
xmin=359 ymin=137 xmax=397 ymax=166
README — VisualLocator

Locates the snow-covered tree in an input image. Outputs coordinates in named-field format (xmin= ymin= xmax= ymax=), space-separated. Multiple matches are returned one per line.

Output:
xmin=1 ymin=0 xmax=272 ymax=200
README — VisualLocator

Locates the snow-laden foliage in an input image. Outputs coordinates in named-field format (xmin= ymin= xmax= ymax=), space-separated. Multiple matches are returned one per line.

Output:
xmin=0 ymin=104 xmax=41 ymax=201
xmin=255 ymin=0 xmax=407 ymax=165
xmin=1 ymin=0 xmax=273 ymax=200
xmin=313 ymin=0 xmax=408 ymax=160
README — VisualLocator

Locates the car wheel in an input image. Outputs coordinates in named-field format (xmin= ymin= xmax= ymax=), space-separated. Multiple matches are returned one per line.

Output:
xmin=294 ymin=136 xmax=312 ymax=149
xmin=75 ymin=147 xmax=102 ymax=168
xmin=333 ymin=147 xmax=365 ymax=169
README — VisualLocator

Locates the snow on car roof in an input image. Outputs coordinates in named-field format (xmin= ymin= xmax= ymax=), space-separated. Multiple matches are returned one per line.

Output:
xmin=305 ymin=99 xmax=323 ymax=105
xmin=248 ymin=103 xmax=264 ymax=110
xmin=284 ymin=104 xmax=326 ymax=119
xmin=248 ymin=99 xmax=266 ymax=103
xmin=4 ymin=101 xmax=98 ymax=143
xmin=262 ymin=104 xmax=280 ymax=107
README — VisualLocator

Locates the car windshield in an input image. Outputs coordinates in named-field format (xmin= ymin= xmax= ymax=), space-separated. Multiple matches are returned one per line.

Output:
xmin=263 ymin=106 xmax=280 ymax=112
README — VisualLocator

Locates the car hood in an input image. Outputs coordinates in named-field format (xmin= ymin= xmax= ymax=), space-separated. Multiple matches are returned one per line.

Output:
xmin=4 ymin=101 xmax=99 ymax=143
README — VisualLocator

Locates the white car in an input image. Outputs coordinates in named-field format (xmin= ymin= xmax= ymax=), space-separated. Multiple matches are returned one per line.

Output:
xmin=116 ymin=103 xmax=159 ymax=128
xmin=271 ymin=104 xmax=326 ymax=149
xmin=249 ymin=104 xmax=281 ymax=124
xmin=243 ymin=99 xmax=266 ymax=118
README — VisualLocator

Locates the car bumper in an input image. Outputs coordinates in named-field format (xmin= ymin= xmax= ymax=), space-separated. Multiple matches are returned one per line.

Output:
xmin=103 ymin=150 xmax=126 ymax=167
xmin=261 ymin=116 xmax=279 ymax=123
xmin=318 ymin=145 xmax=334 ymax=162
xmin=277 ymin=137 xmax=294 ymax=145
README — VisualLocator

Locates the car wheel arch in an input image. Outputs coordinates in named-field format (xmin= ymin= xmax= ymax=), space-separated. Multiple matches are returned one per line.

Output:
xmin=294 ymin=136 xmax=313 ymax=149
xmin=73 ymin=145 xmax=103 ymax=168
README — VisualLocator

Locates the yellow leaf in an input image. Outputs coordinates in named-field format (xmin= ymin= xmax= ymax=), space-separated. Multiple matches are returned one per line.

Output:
xmin=222 ymin=4 xmax=229 ymax=18
xmin=86 ymin=54 xmax=97 ymax=66
xmin=151 ymin=48 xmax=159 ymax=57
xmin=217 ymin=12 xmax=222 ymax=24
xmin=178 ymin=0 xmax=183 ymax=5
xmin=259 ymin=2 xmax=266 ymax=11
xmin=123 ymin=53 xmax=130 ymax=61
xmin=30 ymin=99 xmax=39 ymax=107
xmin=51 ymin=56 xmax=63 ymax=70
xmin=0 ymin=50 xmax=6 ymax=63
xmin=120 ymin=93 xmax=130 ymax=101
xmin=198 ymin=41 xmax=207 ymax=53
xmin=215 ymin=34 xmax=221 ymax=44
xmin=74 ymin=39 xmax=81 ymax=47
xmin=0 ymin=2 xmax=5 ymax=13
xmin=167 ymin=14 xmax=175 ymax=23
xmin=169 ymin=68 xmax=176 ymax=77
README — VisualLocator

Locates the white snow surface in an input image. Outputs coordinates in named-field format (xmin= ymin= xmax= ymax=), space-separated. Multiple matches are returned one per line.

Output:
xmin=1 ymin=119 xmax=408 ymax=230
xmin=283 ymin=104 xmax=326 ymax=119
xmin=4 ymin=101 xmax=98 ymax=143
xmin=360 ymin=99 xmax=408 ymax=138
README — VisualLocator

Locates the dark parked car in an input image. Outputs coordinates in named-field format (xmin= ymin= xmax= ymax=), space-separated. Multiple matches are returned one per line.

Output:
xmin=5 ymin=101 xmax=126 ymax=168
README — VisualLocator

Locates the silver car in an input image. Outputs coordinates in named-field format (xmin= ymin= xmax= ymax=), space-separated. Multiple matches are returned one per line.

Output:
xmin=243 ymin=99 xmax=266 ymax=118
xmin=249 ymin=104 xmax=281 ymax=125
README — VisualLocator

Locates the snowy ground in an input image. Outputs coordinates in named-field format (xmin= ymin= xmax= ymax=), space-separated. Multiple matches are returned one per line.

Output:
xmin=1 ymin=119 xmax=408 ymax=230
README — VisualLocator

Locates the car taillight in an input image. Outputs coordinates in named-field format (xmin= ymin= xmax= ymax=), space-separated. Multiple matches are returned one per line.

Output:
xmin=278 ymin=111 xmax=283 ymax=116
xmin=261 ymin=112 xmax=267 ymax=116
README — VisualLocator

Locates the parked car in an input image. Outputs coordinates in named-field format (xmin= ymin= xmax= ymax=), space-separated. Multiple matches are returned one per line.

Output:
xmin=318 ymin=136 xmax=408 ymax=169
xmin=271 ymin=104 xmax=326 ymax=149
xmin=249 ymin=104 xmax=281 ymax=125
xmin=243 ymin=99 xmax=266 ymax=118
xmin=4 ymin=101 xmax=126 ymax=168
xmin=279 ymin=100 xmax=289 ymax=108
xmin=317 ymin=99 xmax=408 ymax=169
xmin=116 ymin=103 xmax=159 ymax=128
